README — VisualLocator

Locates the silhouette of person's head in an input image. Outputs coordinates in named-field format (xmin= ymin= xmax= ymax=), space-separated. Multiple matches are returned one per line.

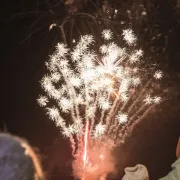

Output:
xmin=0 ymin=133 xmax=44 ymax=180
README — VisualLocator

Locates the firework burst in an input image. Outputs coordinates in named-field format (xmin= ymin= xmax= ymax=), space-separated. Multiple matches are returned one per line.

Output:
xmin=38 ymin=29 xmax=162 ymax=179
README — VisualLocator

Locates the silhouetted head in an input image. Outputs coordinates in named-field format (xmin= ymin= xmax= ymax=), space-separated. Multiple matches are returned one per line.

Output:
xmin=0 ymin=133 xmax=44 ymax=180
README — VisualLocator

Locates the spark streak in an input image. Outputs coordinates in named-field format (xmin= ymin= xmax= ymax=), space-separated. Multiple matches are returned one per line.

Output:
xmin=83 ymin=120 xmax=89 ymax=168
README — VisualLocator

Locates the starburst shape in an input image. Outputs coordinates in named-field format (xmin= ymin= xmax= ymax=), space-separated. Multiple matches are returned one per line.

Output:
xmin=38 ymin=28 xmax=163 ymax=144
xmin=153 ymin=96 xmax=161 ymax=104
xmin=37 ymin=95 xmax=49 ymax=107
xmin=62 ymin=128 xmax=72 ymax=138
xmin=102 ymin=29 xmax=113 ymax=40
xmin=94 ymin=123 xmax=106 ymax=138
xmin=46 ymin=107 xmax=60 ymax=121
xmin=144 ymin=95 xmax=153 ymax=105
xmin=117 ymin=113 xmax=128 ymax=124
xmin=56 ymin=43 xmax=69 ymax=57
xmin=122 ymin=29 xmax=137 ymax=45
xmin=154 ymin=70 xmax=163 ymax=79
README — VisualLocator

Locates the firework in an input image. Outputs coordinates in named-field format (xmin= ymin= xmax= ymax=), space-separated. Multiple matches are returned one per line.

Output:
xmin=38 ymin=29 xmax=162 ymax=179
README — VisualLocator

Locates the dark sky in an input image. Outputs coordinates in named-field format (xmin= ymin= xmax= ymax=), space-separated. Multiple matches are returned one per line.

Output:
xmin=1 ymin=0 xmax=180 ymax=179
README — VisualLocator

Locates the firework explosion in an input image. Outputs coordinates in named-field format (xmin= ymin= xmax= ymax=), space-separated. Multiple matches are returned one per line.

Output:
xmin=37 ymin=29 xmax=162 ymax=179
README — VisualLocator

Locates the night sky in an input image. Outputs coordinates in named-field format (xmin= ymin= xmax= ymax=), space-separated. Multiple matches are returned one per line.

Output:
xmin=1 ymin=0 xmax=180 ymax=179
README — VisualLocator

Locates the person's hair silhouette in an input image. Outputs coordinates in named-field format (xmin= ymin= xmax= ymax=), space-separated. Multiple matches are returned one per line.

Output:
xmin=0 ymin=133 xmax=44 ymax=180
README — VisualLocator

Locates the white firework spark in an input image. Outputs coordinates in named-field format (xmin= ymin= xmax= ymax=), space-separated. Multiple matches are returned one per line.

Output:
xmin=117 ymin=113 xmax=128 ymax=124
xmin=38 ymin=29 xmax=163 ymax=179
xmin=46 ymin=107 xmax=60 ymax=121
xmin=122 ymin=29 xmax=137 ymax=45
xmin=102 ymin=29 xmax=113 ymax=40
xmin=153 ymin=96 xmax=162 ymax=104
xmin=37 ymin=95 xmax=49 ymax=107
xmin=154 ymin=70 xmax=163 ymax=79
xmin=144 ymin=95 xmax=153 ymax=105
xmin=94 ymin=123 xmax=106 ymax=138
xmin=38 ymin=28 xmax=162 ymax=139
